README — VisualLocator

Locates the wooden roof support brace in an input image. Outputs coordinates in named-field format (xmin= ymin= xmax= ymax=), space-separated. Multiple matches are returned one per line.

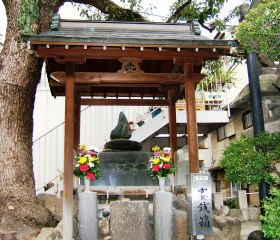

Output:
xmin=168 ymin=89 xmax=178 ymax=162
xmin=184 ymin=63 xmax=199 ymax=173
xmin=63 ymin=62 xmax=75 ymax=240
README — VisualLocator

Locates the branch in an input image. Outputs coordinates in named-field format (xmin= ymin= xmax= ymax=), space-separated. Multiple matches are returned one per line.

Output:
xmin=258 ymin=55 xmax=278 ymax=68
xmin=65 ymin=0 xmax=145 ymax=21
xmin=197 ymin=0 xmax=216 ymax=33
xmin=166 ymin=0 xmax=192 ymax=23
xmin=198 ymin=19 xmax=213 ymax=32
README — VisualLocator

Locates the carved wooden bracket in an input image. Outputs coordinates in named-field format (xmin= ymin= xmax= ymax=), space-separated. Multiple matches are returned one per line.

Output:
xmin=118 ymin=58 xmax=144 ymax=73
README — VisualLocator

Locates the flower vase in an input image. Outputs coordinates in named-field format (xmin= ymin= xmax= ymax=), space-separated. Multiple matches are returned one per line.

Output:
xmin=158 ymin=177 xmax=166 ymax=192
xmin=84 ymin=178 xmax=91 ymax=192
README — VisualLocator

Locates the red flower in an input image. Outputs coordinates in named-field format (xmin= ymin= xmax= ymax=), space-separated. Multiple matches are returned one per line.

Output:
xmin=152 ymin=165 xmax=161 ymax=172
xmin=163 ymin=163 xmax=171 ymax=170
xmin=80 ymin=164 xmax=89 ymax=172
xmin=87 ymin=172 xmax=95 ymax=180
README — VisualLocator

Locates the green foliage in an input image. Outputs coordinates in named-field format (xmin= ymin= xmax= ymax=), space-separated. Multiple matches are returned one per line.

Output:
xmin=74 ymin=4 xmax=106 ymax=21
xmin=169 ymin=0 xmax=237 ymax=32
xmin=73 ymin=0 xmax=147 ymax=21
xmin=260 ymin=188 xmax=280 ymax=239
xmin=198 ymin=57 xmax=241 ymax=91
xmin=221 ymin=132 xmax=280 ymax=184
xmin=19 ymin=0 xmax=39 ymax=34
xmin=224 ymin=198 xmax=237 ymax=209
xmin=235 ymin=0 xmax=280 ymax=63
xmin=72 ymin=0 xmax=243 ymax=33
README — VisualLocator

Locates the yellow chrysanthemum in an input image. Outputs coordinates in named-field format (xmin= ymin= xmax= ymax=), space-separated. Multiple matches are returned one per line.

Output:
xmin=152 ymin=146 xmax=160 ymax=152
xmin=90 ymin=156 xmax=98 ymax=162
xmin=153 ymin=158 xmax=160 ymax=164
xmin=163 ymin=156 xmax=171 ymax=162
xmin=79 ymin=156 xmax=87 ymax=164
xmin=79 ymin=144 xmax=87 ymax=150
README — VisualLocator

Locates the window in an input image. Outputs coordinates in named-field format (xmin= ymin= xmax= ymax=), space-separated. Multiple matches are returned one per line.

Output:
xmin=242 ymin=111 xmax=253 ymax=129
xmin=217 ymin=125 xmax=226 ymax=141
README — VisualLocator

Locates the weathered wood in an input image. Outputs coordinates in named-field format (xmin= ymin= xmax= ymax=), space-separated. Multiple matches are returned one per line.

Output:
xmin=63 ymin=62 xmax=75 ymax=240
xmin=80 ymin=98 xmax=168 ymax=106
xmin=173 ymin=57 xmax=203 ymax=66
xmin=35 ymin=45 xmax=222 ymax=60
xmin=55 ymin=56 xmax=86 ymax=64
xmin=168 ymin=89 xmax=178 ymax=161
xmin=74 ymin=96 xmax=81 ymax=151
xmin=51 ymin=71 xmax=183 ymax=84
xmin=184 ymin=63 xmax=199 ymax=173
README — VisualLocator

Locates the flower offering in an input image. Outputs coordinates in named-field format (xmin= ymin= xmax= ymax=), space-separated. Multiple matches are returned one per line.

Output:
xmin=73 ymin=144 xmax=101 ymax=180
xmin=147 ymin=146 xmax=175 ymax=178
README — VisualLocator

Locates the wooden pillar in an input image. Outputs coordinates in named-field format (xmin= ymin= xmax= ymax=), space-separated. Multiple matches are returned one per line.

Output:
xmin=168 ymin=89 xmax=178 ymax=161
xmin=184 ymin=63 xmax=199 ymax=173
xmin=63 ymin=62 xmax=75 ymax=240
xmin=74 ymin=95 xmax=81 ymax=151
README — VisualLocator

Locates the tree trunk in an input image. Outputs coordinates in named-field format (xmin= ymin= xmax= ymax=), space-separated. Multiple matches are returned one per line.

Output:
xmin=0 ymin=0 xmax=58 ymax=237
xmin=0 ymin=0 xmax=145 ymax=237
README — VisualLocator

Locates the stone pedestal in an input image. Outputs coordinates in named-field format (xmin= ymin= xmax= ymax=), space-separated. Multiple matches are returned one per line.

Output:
xmin=237 ymin=190 xmax=248 ymax=209
xmin=213 ymin=192 xmax=224 ymax=210
xmin=110 ymin=200 xmax=151 ymax=240
xmin=173 ymin=209 xmax=188 ymax=240
xmin=78 ymin=192 xmax=98 ymax=240
xmin=154 ymin=191 xmax=173 ymax=240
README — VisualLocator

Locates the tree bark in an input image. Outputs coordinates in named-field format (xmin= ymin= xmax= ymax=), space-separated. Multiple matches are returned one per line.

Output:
xmin=0 ymin=0 xmax=59 ymax=236
xmin=0 ymin=0 xmax=146 ymax=237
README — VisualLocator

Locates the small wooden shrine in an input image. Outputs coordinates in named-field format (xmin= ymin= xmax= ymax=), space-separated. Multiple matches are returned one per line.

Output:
xmin=24 ymin=15 xmax=235 ymax=238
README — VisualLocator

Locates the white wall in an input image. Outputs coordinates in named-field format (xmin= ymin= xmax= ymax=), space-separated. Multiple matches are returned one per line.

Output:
xmin=226 ymin=61 xmax=249 ymax=104
xmin=33 ymin=67 xmax=65 ymax=140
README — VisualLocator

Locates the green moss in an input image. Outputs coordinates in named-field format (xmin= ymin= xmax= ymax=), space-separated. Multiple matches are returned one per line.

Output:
xmin=19 ymin=0 xmax=40 ymax=34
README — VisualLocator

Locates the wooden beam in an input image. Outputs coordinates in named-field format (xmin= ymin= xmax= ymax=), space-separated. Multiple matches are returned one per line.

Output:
xmin=63 ymin=62 xmax=75 ymax=239
xmin=168 ymin=89 xmax=178 ymax=161
xmin=51 ymin=72 xmax=205 ymax=88
xmin=80 ymin=98 xmax=168 ymax=106
xmin=184 ymin=63 xmax=199 ymax=173
xmin=49 ymin=80 xmax=162 ymax=89
xmin=173 ymin=57 xmax=203 ymax=66
xmin=170 ymin=73 xmax=205 ymax=104
xmin=35 ymin=46 xmax=222 ymax=60
xmin=55 ymin=56 xmax=86 ymax=64
xmin=51 ymin=71 xmax=183 ymax=85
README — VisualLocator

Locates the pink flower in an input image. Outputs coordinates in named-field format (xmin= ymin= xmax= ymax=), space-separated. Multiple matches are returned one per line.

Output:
xmin=152 ymin=165 xmax=161 ymax=172
xmin=153 ymin=151 xmax=160 ymax=156
xmin=87 ymin=172 xmax=95 ymax=180
xmin=80 ymin=164 xmax=89 ymax=172
xmin=163 ymin=163 xmax=171 ymax=170
xmin=88 ymin=151 xmax=97 ymax=156
xmin=80 ymin=150 xmax=86 ymax=155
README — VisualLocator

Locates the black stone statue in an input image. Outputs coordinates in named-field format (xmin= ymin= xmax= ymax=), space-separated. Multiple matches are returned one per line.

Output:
xmin=110 ymin=111 xmax=131 ymax=140
xmin=104 ymin=111 xmax=142 ymax=151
